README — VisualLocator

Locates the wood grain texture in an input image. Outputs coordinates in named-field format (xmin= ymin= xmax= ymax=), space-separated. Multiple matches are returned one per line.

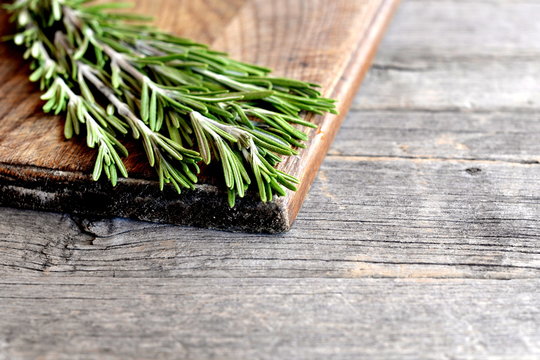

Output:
xmin=2 ymin=158 xmax=540 ymax=279
xmin=331 ymin=110 xmax=540 ymax=163
xmin=1 ymin=0 xmax=539 ymax=359
xmin=0 ymin=277 xmax=538 ymax=360
xmin=0 ymin=0 xmax=400 ymax=233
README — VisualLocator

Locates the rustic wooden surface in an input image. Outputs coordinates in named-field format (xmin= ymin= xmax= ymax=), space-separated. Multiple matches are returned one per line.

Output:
xmin=1 ymin=0 xmax=540 ymax=359
xmin=0 ymin=0 xmax=399 ymax=232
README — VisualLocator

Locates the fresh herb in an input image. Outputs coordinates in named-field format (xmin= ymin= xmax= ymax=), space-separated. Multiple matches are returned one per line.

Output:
xmin=5 ymin=0 xmax=337 ymax=207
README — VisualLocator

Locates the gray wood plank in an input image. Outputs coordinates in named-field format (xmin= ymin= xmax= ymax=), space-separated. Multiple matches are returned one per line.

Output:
xmin=1 ymin=157 xmax=539 ymax=279
xmin=0 ymin=277 xmax=538 ymax=360
xmin=381 ymin=0 xmax=540 ymax=60
xmin=357 ymin=60 xmax=540 ymax=111
xmin=330 ymin=110 xmax=540 ymax=162
xmin=332 ymin=0 xmax=540 ymax=194
xmin=357 ymin=0 xmax=540 ymax=112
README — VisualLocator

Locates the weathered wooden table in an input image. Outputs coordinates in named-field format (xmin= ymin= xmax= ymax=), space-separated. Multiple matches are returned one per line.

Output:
xmin=1 ymin=0 xmax=539 ymax=359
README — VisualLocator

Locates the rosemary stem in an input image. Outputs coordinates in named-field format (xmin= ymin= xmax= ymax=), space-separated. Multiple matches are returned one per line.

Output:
xmin=79 ymin=64 xmax=133 ymax=122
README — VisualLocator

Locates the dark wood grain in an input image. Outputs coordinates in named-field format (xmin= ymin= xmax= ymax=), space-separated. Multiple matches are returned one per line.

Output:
xmin=0 ymin=0 xmax=400 ymax=232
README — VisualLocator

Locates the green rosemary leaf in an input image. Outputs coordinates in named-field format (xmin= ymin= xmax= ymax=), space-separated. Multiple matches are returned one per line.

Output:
xmin=155 ymin=96 xmax=164 ymax=131
xmin=140 ymin=81 xmax=150 ymax=121
xmin=269 ymin=178 xmax=287 ymax=197
xmin=140 ymin=132 xmax=156 ymax=166
xmin=85 ymin=2 xmax=134 ymax=12
xmin=109 ymin=164 xmax=118 ymax=186
xmin=64 ymin=111 xmax=74 ymax=139
xmin=190 ymin=112 xmax=211 ymax=164
xmin=139 ymin=54 xmax=188 ymax=63
xmin=73 ymin=36 xmax=89 ymax=60
xmin=51 ymin=0 xmax=62 ymax=21
xmin=227 ymin=189 xmax=236 ymax=208
xmin=92 ymin=145 xmax=105 ymax=181
xmin=253 ymin=163 xmax=267 ymax=202
xmin=149 ymin=88 xmax=157 ymax=130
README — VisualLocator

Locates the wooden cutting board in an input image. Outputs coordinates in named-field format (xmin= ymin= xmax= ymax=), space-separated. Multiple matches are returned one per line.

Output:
xmin=0 ymin=0 xmax=399 ymax=233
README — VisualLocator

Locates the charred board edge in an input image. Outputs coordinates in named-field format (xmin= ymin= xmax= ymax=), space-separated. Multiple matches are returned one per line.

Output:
xmin=0 ymin=163 xmax=288 ymax=233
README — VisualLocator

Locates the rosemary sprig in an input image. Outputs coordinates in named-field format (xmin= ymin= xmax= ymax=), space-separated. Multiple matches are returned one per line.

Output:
xmin=6 ymin=0 xmax=337 ymax=206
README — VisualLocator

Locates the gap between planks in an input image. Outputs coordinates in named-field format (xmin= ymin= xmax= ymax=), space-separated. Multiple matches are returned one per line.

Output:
xmin=326 ymin=155 xmax=540 ymax=166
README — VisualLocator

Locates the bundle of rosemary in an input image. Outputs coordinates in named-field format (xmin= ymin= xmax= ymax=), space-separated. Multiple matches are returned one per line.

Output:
xmin=6 ymin=0 xmax=336 ymax=207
